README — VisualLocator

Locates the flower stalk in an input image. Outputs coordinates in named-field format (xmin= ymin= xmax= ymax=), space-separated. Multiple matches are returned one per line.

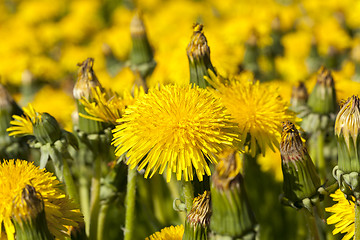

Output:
xmin=124 ymin=167 xmax=137 ymax=240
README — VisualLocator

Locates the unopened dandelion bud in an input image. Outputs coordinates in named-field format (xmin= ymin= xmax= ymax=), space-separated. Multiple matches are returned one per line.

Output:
xmin=33 ymin=113 xmax=62 ymax=145
xmin=280 ymin=121 xmax=322 ymax=206
xmin=307 ymin=66 xmax=337 ymax=114
xmin=12 ymin=185 xmax=53 ymax=240
xmin=74 ymin=58 xmax=105 ymax=134
xmin=210 ymin=149 xmax=257 ymax=238
xmin=290 ymin=82 xmax=308 ymax=112
xmin=183 ymin=191 xmax=211 ymax=240
xmin=130 ymin=11 xmax=156 ymax=79
xmin=335 ymin=96 xmax=360 ymax=174
xmin=73 ymin=58 xmax=102 ymax=100
xmin=186 ymin=23 xmax=215 ymax=88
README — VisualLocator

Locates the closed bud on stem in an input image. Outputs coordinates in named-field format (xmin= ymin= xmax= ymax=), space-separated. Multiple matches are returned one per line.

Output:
xmin=186 ymin=24 xmax=215 ymax=88
xmin=307 ymin=66 xmax=337 ymax=114
xmin=210 ymin=149 xmax=257 ymax=239
xmin=280 ymin=121 xmax=322 ymax=209
xmin=183 ymin=191 xmax=211 ymax=240
xmin=12 ymin=185 xmax=53 ymax=240
xmin=33 ymin=113 xmax=62 ymax=145
xmin=333 ymin=96 xmax=360 ymax=198
xmin=130 ymin=11 xmax=156 ymax=79
xmin=73 ymin=58 xmax=105 ymax=134
xmin=335 ymin=96 xmax=360 ymax=173
xmin=290 ymin=82 xmax=308 ymax=112
xmin=73 ymin=58 xmax=102 ymax=100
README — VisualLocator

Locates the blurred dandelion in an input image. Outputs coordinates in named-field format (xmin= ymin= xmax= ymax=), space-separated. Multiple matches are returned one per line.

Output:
xmin=209 ymin=73 xmax=297 ymax=157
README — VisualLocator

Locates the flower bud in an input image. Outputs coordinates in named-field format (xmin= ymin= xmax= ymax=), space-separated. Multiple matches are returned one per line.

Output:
xmin=280 ymin=121 xmax=321 ymax=205
xmin=183 ymin=191 xmax=211 ymax=240
xmin=210 ymin=149 xmax=257 ymax=238
xmin=335 ymin=96 xmax=360 ymax=173
xmin=33 ymin=113 xmax=62 ymax=145
xmin=290 ymin=82 xmax=308 ymax=112
xmin=73 ymin=58 xmax=105 ymax=134
xmin=12 ymin=185 xmax=53 ymax=240
xmin=307 ymin=66 xmax=337 ymax=114
xmin=186 ymin=24 xmax=215 ymax=88
xmin=130 ymin=11 xmax=156 ymax=79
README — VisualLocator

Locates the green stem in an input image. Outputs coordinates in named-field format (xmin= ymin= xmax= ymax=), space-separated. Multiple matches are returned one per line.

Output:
xmin=89 ymin=156 xmax=102 ymax=240
xmin=124 ymin=167 xmax=137 ymax=240
xmin=97 ymin=203 xmax=109 ymax=240
xmin=356 ymin=202 xmax=360 ymax=240
xmin=302 ymin=209 xmax=320 ymax=240
xmin=79 ymin=161 xmax=90 ymax=235
xmin=182 ymin=180 xmax=194 ymax=213
xmin=63 ymin=158 xmax=80 ymax=205
xmin=317 ymin=131 xmax=326 ymax=182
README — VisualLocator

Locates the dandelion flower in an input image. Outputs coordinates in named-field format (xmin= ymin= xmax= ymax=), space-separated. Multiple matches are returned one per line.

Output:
xmin=326 ymin=189 xmax=355 ymax=240
xmin=79 ymin=86 xmax=145 ymax=125
xmin=7 ymin=104 xmax=37 ymax=137
xmin=146 ymin=225 xmax=184 ymax=240
xmin=112 ymin=84 xmax=239 ymax=182
xmin=0 ymin=160 xmax=83 ymax=240
xmin=209 ymin=73 xmax=297 ymax=157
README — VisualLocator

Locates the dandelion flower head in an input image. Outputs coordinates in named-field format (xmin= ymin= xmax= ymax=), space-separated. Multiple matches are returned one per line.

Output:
xmin=145 ymin=225 xmax=184 ymax=240
xmin=7 ymin=104 xmax=39 ymax=137
xmin=112 ymin=84 xmax=240 ymax=182
xmin=80 ymin=86 xmax=145 ymax=125
xmin=208 ymin=72 xmax=297 ymax=157
xmin=0 ymin=159 xmax=83 ymax=240
xmin=326 ymin=189 xmax=355 ymax=240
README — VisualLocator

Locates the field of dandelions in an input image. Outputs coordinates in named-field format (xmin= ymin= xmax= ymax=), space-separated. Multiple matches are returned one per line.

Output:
xmin=2 ymin=0 xmax=360 ymax=240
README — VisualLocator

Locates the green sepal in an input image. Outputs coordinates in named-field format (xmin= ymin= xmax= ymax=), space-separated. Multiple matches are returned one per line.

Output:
xmin=188 ymin=58 xmax=215 ymax=89
xmin=33 ymin=113 xmax=62 ymax=145
xmin=75 ymin=125 xmax=113 ymax=158
xmin=333 ymin=166 xmax=360 ymax=199
xmin=39 ymin=143 xmax=64 ymax=181
xmin=130 ymin=36 xmax=156 ymax=79
xmin=13 ymin=185 xmax=54 ymax=240
xmin=282 ymin=152 xmax=321 ymax=203
xmin=210 ymin=179 xmax=257 ymax=238
xmin=13 ymin=210 xmax=54 ymax=240
xmin=183 ymin=220 xmax=209 ymax=240
xmin=77 ymin=101 xmax=105 ymax=134
xmin=307 ymin=70 xmax=337 ymax=114
xmin=337 ymin=133 xmax=360 ymax=173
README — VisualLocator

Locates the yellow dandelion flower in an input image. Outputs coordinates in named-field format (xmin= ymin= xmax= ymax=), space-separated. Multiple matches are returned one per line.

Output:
xmin=145 ymin=225 xmax=184 ymax=240
xmin=7 ymin=104 xmax=39 ymax=137
xmin=79 ymin=86 xmax=145 ymax=125
xmin=208 ymin=73 xmax=297 ymax=157
xmin=0 ymin=160 xmax=83 ymax=240
xmin=326 ymin=189 xmax=355 ymax=240
xmin=112 ymin=84 xmax=239 ymax=182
